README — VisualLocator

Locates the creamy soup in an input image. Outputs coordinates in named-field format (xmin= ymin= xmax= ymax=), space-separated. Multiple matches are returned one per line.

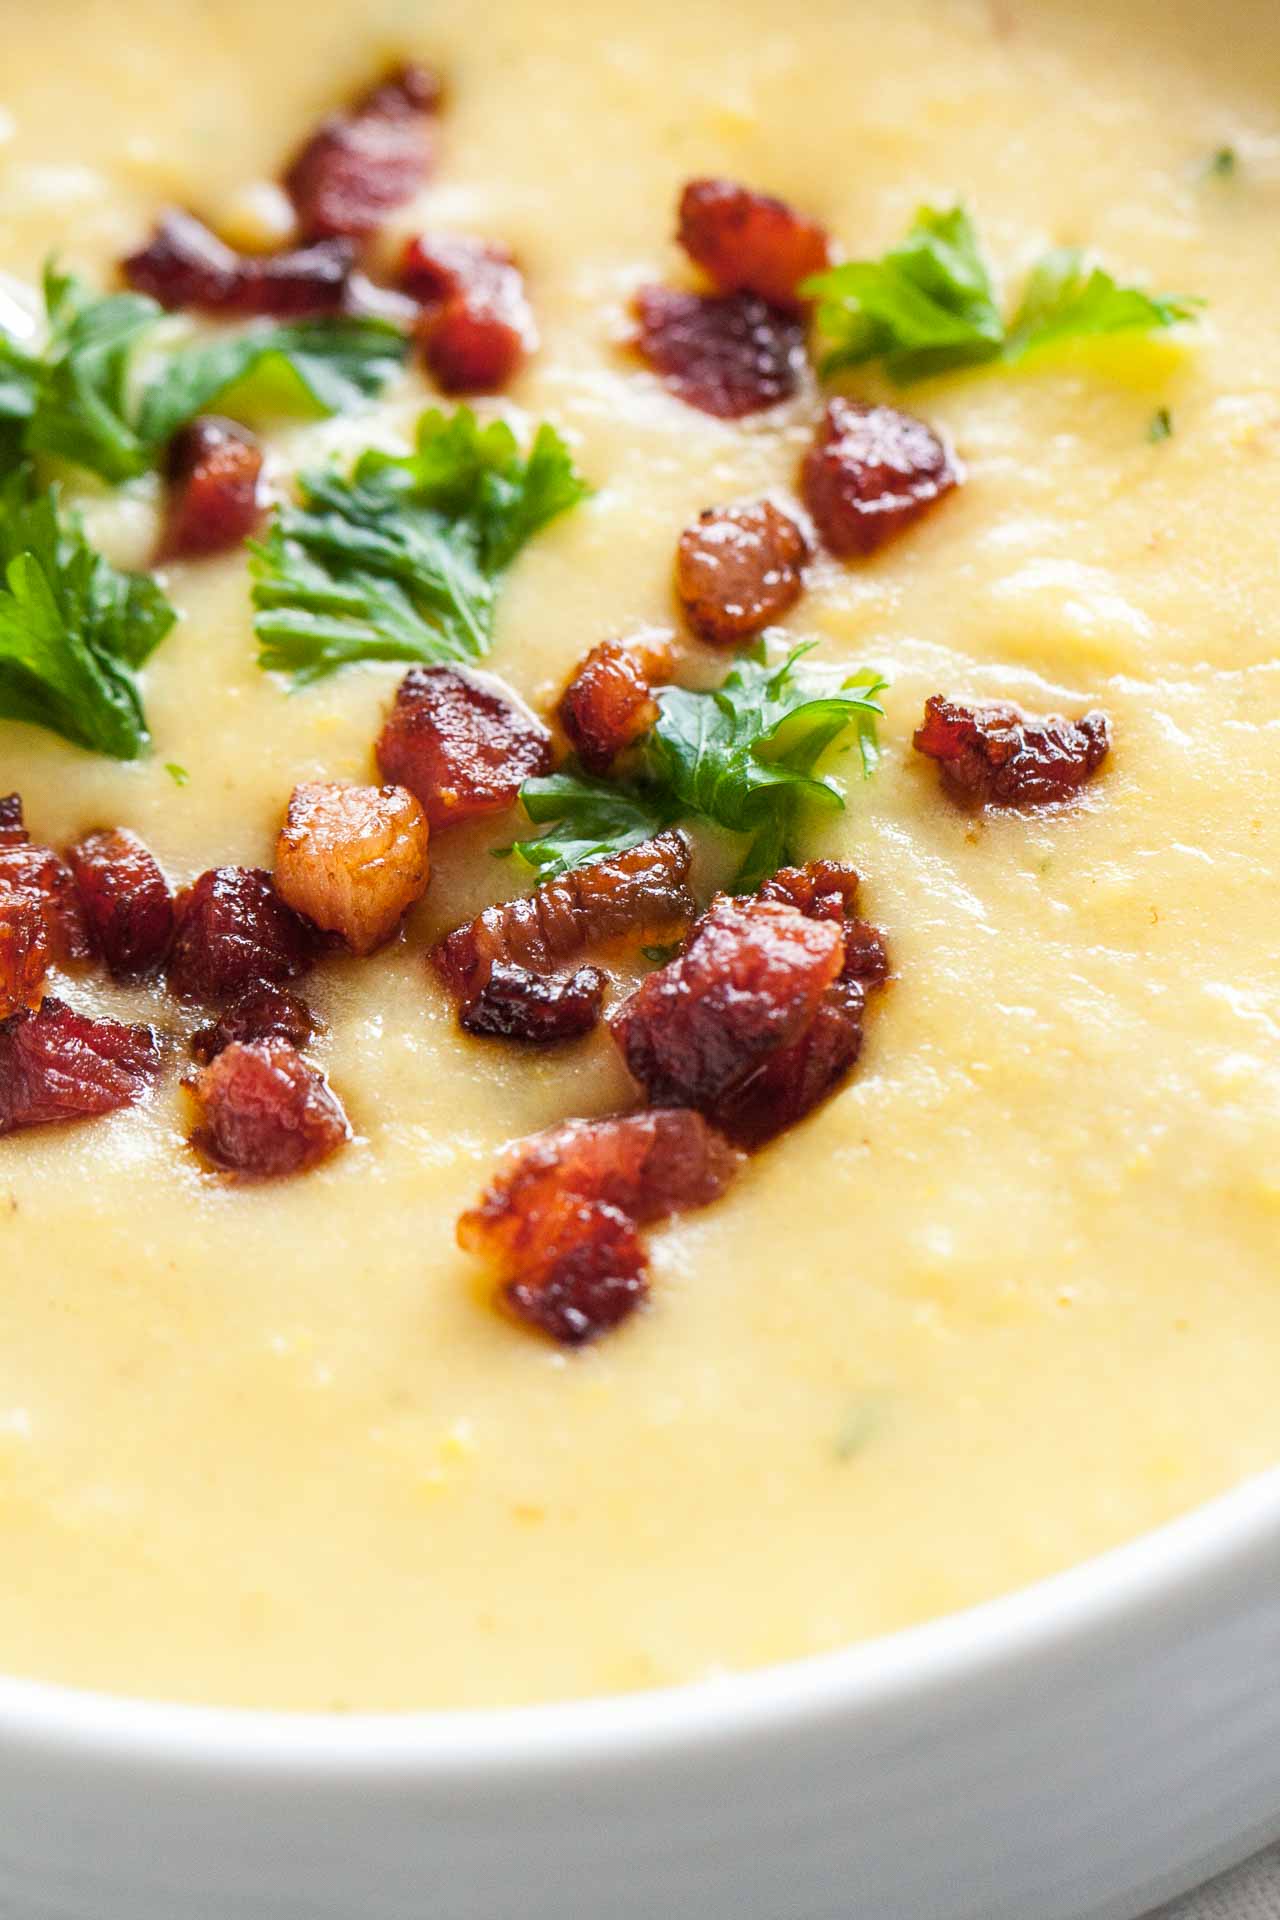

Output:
xmin=1 ymin=0 xmax=1279 ymax=1712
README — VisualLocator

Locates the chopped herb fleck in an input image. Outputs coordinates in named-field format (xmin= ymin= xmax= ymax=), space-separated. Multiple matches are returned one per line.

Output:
xmin=1147 ymin=407 xmax=1174 ymax=444
xmin=164 ymin=761 xmax=190 ymax=786
xmin=1206 ymin=146 xmax=1238 ymax=179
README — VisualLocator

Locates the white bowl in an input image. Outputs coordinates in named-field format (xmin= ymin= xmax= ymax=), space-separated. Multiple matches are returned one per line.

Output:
xmin=2 ymin=1460 xmax=1279 ymax=1919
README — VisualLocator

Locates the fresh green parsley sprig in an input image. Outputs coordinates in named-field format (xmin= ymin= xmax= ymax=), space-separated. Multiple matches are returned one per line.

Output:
xmin=804 ymin=205 xmax=1200 ymax=385
xmin=250 ymin=406 xmax=591 ymax=684
xmin=508 ymin=641 xmax=886 ymax=890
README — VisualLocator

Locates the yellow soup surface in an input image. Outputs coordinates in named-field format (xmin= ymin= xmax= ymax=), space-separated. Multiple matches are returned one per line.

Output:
xmin=1 ymin=0 xmax=1279 ymax=1711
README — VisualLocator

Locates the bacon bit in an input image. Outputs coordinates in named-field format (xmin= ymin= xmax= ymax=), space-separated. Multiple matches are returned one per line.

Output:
xmin=0 ymin=996 xmax=162 ymax=1137
xmin=557 ymin=632 xmax=673 ymax=774
xmin=274 ymin=781 xmax=430 ymax=956
xmin=403 ymin=234 xmax=537 ymax=393
xmin=0 ymin=896 xmax=50 ymax=1021
xmin=65 ymin=828 xmax=174 ymax=980
xmin=190 ymin=982 xmax=318 ymax=1066
xmin=434 ymin=830 xmax=694 ymax=1006
xmin=802 ymin=398 xmax=960 ymax=558
xmin=123 ymin=209 xmax=355 ymax=316
xmin=634 ymin=287 xmax=806 ymax=419
xmin=0 ymin=796 xmax=25 ymax=846
xmin=460 ymin=962 xmax=605 ymax=1043
xmin=159 ymin=418 xmax=264 ymax=561
xmin=758 ymin=858 xmax=861 ymax=924
xmin=675 ymin=501 xmax=809 ymax=646
xmin=167 ymin=867 xmax=318 ymax=1003
xmin=0 ymin=804 xmax=90 ymax=967
xmin=188 ymin=1039 xmax=350 ymax=1178
xmin=285 ymin=63 xmax=441 ymax=242
xmin=677 ymin=178 xmax=831 ymax=311
xmin=913 ymin=695 xmax=1112 ymax=807
xmin=376 ymin=665 xmax=553 ymax=833
xmin=610 ymin=893 xmax=844 ymax=1112
xmin=458 ymin=1109 xmax=740 ymax=1344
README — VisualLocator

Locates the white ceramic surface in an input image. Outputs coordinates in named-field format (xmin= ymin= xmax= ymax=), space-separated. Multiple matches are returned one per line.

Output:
xmin=2 ymin=1460 xmax=1279 ymax=1919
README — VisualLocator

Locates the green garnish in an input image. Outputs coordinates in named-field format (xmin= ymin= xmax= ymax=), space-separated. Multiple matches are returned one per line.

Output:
xmin=1147 ymin=406 xmax=1174 ymax=444
xmin=0 ymin=469 xmax=176 ymax=758
xmin=164 ymin=761 xmax=190 ymax=786
xmin=804 ymin=205 xmax=1199 ymax=385
xmin=509 ymin=642 xmax=886 ymax=889
xmin=250 ymin=407 xmax=590 ymax=685
xmin=833 ymin=1390 xmax=891 ymax=1462
xmin=0 ymin=267 xmax=407 ymax=486
xmin=1206 ymin=146 xmax=1238 ymax=179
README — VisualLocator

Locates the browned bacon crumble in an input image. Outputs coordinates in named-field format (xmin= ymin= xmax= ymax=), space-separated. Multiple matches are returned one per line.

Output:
xmin=460 ymin=962 xmax=606 ymax=1043
xmin=0 ymin=996 xmax=162 ymax=1137
xmin=0 ymin=897 xmax=49 ymax=1022
xmin=433 ymin=830 xmax=694 ymax=1006
xmin=458 ymin=1109 xmax=740 ymax=1344
xmin=634 ymin=287 xmax=806 ymax=419
xmin=124 ymin=209 xmax=356 ymax=316
xmin=0 ymin=803 xmax=90 ymax=966
xmin=677 ymin=178 xmax=831 ymax=311
xmin=402 ymin=233 xmax=537 ymax=393
xmin=557 ymin=632 xmax=673 ymax=774
xmin=274 ymin=781 xmax=430 ymax=955
xmin=65 ymin=828 xmax=175 ymax=980
xmin=802 ymin=398 xmax=960 ymax=558
xmin=159 ymin=418 xmax=264 ymax=560
xmin=375 ymin=664 xmax=554 ymax=832
xmin=675 ymin=500 xmax=809 ymax=646
xmin=913 ymin=695 xmax=1112 ymax=807
xmin=188 ymin=1039 xmax=350 ymax=1178
xmin=285 ymin=63 xmax=441 ymax=242
xmin=0 ymin=796 xmax=24 ymax=845
xmin=167 ymin=867 xmax=318 ymax=1003
xmin=190 ymin=982 xmax=318 ymax=1066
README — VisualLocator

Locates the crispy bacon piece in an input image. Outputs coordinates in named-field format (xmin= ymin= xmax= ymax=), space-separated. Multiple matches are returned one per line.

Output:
xmin=458 ymin=1108 xmax=740 ymax=1343
xmin=285 ymin=63 xmax=440 ymax=242
xmin=913 ymin=695 xmax=1112 ymax=807
xmin=0 ymin=996 xmax=162 ymax=1137
xmin=167 ymin=867 xmax=318 ymax=1003
xmin=557 ymin=632 xmax=673 ymax=774
xmin=190 ymin=981 xmax=318 ymax=1066
xmin=123 ymin=209 xmax=355 ymax=316
xmin=0 ymin=795 xmax=24 ymax=845
xmin=460 ymin=962 xmax=605 ymax=1043
xmin=677 ymin=178 xmax=831 ymax=311
xmin=675 ymin=501 xmax=809 ymax=646
xmin=376 ymin=665 xmax=553 ymax=832
xmin=0 ymin=897 xmax=49 ymax=1021
xmin=434 ymin=831 xmax=694 ymax=1006
xmin=274 ymin=781 xmax=430 ymax=956
xmin=65 ymin=828 xmax=174 ymax=980
xmin=402 ymin=233 xmax=537 ymax=393
xmin=610 ymin=893 xmax=844 ymax=1111
xmin=188 ymin=1039 xmax=349 ymax=1178
xmin=0 ymin=802 xmax=90 ymax=967
xmin=634 ymin=287 xmax=805 ymax=419
xmin=159 ymin=418 xmax=264 ymax=561
xmin=802 ymin=398 xmax=960 ymax=558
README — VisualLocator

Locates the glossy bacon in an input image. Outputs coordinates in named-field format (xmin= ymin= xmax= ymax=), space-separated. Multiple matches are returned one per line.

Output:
xmin=433 ymin=830 xmax=694 ymax=1005
xmin=0 ymin=802 xmax=90 ymax=967
xmin=610 ymin=893 xmax=843 ymax=1111
xmin=460 ymin=962 xmax=605 ymax=1043
xmin=458 ymin=1108 xmax=740 ymax=1344
xmin=188 ymin=1039 xmax=350 ymax=1178
xmin=0 ymin=996 xmax=162 ymax=1137
xmin=913 ymin=695 xmax=1112 ymax=807
xmin=403 ymin=233 xmax=537 ymax=393
xmin=190 ymin=981 xmax=318 ymax=1066
xmin=65 ymin=828 xmax=174 ymax=979
xmin=159 ymin=418 xmax=264 ymax=561
xmin=677 ymin=178 xmax=831 ymax=311
xmin=124 ymin=209 xmax=354 ymax=316
xmin=634 ymin=287 xmax=806 ymax=419
xmin=285 ymin=63 xmax=440 ymax=242
xmin=802 ymin=398 xmax=960 ymax=558
xmin=375 ymin=665 xmax=553 ymax=832
xmin=167 ymin=867 xmax=318 ymax=1003
xmin=0 ymin=896 xmax=49 ymax=1021
xmin=758 ymin=861 xmax=889 ymax=985
xmin=675 ymin=500 xmax=808 ymax=646
xmin=557 ymin=632 xmax=672 ymax=773
xmin=0 ymin=795 xmax=24 ymax=846
xmin=274 ymin=781 xmax=430 ymax=955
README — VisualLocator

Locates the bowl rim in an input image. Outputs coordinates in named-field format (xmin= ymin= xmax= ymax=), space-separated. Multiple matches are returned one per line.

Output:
xmin=2 ymin=1455 xmax=1278 ymax=1780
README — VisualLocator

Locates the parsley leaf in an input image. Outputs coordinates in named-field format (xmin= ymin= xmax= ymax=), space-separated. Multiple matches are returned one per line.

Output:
xmin=805 ymin=205 xmax=1199 ymax=385
xmin=251 ymin=407 xmax=591 ymax=685
xmin=0 ymin=470 xmax=176 ymax=758
xmin=510 ymin=642 xmax=886 ymax=889
xmin=17 ymin=267 xmax=156 ymax=483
